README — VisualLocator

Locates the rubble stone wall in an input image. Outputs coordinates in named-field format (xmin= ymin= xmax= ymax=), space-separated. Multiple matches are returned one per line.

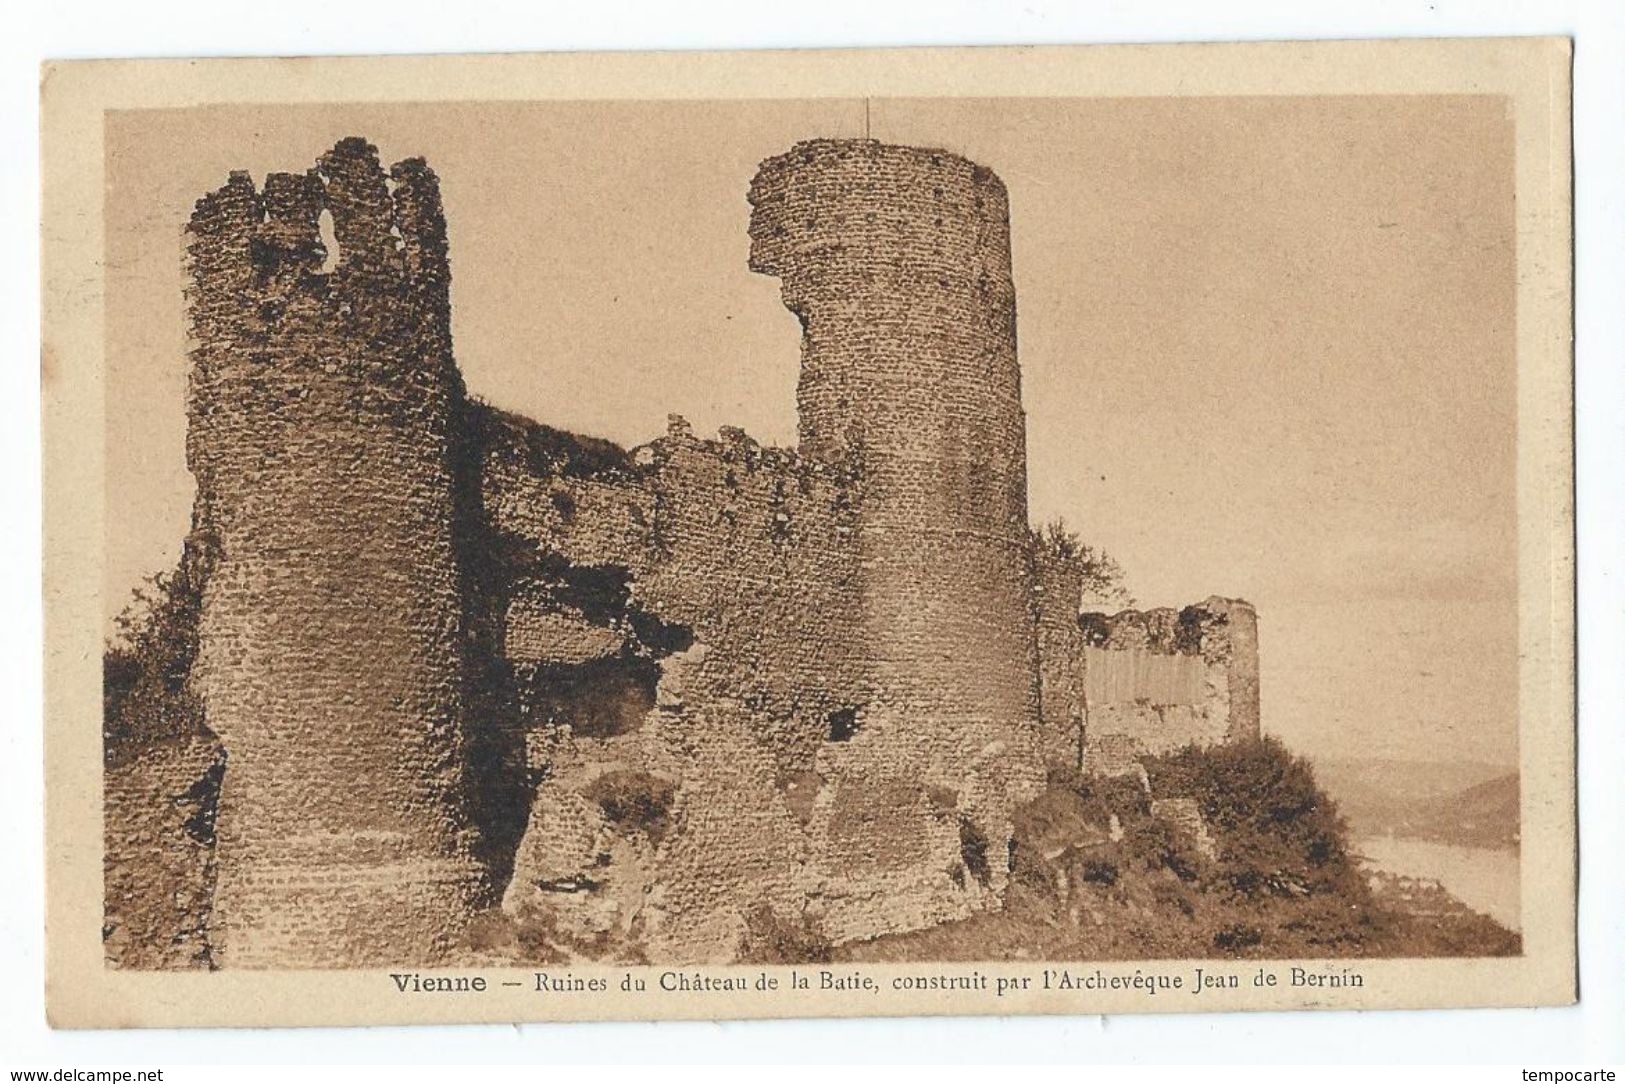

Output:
xmin=1033 ymin=549 xmax=1087 ymax=773
xmin=1077 ymin=597 xmax=1261 ymax=766
xmin=747 ymin=139 xmax=1047 ymax=908
xmin=103 ymin=736 xmax=224 ymax=969
xmin=183 ymin=139 xmax=486 ymax=968
xmin=479 ymin=408 xmax=988 ymax=959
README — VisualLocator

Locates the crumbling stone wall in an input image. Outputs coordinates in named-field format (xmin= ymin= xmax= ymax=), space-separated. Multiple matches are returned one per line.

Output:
xmin=103 ymin=735 xmax=223 ymax=969
xmin=1150 ymin=797 xmax=1218 ymax=860
xmin=184 ymin=139 xmax=487 ymax=968
xmin=102 ymin=520 xmax=224 ymax=968
xmin=624 ymin=423 xmax=868 ymax=957
xmin=478 ymin=408 xmax=984 ymax=959
xmin=1076 ymin=597 xmax=1260 ymax=768
xmin=747 ymin=139 xmax=1047 ymax=912
xmin=1033 ymin=548 xmax=1087 ymax=773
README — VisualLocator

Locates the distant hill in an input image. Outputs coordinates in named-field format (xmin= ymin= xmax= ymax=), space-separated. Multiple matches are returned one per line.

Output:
xmin=1312 ymin=757 xmax=1519 ymax=850
xmin=1439 ymin=774 xmax=1521 ymax=847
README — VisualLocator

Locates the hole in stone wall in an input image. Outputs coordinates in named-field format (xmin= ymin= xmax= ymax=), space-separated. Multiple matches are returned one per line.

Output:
xmin=317 ymin=209 xmax=340 ymax=273
xmin=958 ymin=815 xmax=992 ymax=887
xmin=627 ymin=610 xmax=694 ymax=656
xmin=582 ymin=770 xmax=677 ymax=844
xmin=520 ymin=654 xmax=659 ymax=740
xmin=247 ymin=237 xmax=278 ymax=273
xmin=826 ymin=707 xmax=859 ymax=743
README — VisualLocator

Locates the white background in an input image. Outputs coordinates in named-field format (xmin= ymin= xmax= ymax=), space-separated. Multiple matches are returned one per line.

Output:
xmin=4 ymin=0 xmax=1621 ymax=1066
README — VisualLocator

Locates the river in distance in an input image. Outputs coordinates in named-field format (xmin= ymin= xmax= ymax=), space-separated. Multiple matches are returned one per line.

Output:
xmin=1356 ymin=835 xmax=1521 ymax=930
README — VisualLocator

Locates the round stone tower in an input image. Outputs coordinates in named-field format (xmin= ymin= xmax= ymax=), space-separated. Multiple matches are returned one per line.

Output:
xmin=748 ymin=139 xmax=1045 ymax=905
xmin=184 ymin=139 xmax=485 ymax=967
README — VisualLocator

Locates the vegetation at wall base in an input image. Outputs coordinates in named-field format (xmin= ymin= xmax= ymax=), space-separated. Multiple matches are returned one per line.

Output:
xmin=838 ymin=737 xmax=1520 ymax=963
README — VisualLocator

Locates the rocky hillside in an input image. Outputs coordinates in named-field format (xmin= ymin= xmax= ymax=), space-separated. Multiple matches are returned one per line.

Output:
xmin=831 ymin=739 xmax=1520 ymax=964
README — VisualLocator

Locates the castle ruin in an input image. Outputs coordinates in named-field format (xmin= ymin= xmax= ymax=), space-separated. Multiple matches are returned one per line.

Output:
xmin=104 ymin=137 xmax=1259 ymax=969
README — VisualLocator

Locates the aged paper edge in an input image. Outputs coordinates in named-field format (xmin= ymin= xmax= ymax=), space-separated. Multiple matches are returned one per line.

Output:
xmin=40 ymin=37 xmax=1575 ymax=1029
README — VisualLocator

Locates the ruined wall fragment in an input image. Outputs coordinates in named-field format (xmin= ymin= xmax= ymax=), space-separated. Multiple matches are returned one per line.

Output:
xmin=103 ymin=736 xmax=224 ymax=969
xmin=1033 ymin=548 xmax=1087 ymax=773
xmin=1150 ymin=797 xmax=1218 ymax=860
xmin=477 ymin=397 xmax=1011 ymax=956
xmin=479 ymin=414 xmax=877 ymax=960
xmin=1077 ymin=597 xmax=1261 ymax=767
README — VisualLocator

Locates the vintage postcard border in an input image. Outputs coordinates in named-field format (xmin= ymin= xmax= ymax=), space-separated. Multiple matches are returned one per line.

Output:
xmin=41 ymin=37 xmax=1574 ymax=1028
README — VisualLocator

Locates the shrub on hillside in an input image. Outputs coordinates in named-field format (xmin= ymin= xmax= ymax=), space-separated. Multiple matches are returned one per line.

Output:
xmin=1143 ymin=737 xmax=1363 ymax=901
xmin=1124 ymin=816 xmax=1205 ymax=882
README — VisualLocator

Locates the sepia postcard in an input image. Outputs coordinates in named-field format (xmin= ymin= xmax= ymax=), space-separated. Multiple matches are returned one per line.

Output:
xmin=41 ymin=37 xmax=1574 ymax=1028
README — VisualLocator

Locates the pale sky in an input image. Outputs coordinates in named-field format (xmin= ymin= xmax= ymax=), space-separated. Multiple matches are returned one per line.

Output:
xmin=104 ymin=95 xmax=1518 ymax=768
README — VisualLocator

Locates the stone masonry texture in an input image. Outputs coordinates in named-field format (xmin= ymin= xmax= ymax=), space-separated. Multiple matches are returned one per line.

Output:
xmin=1034 ymin=548 xmax=1088 ymax=773
xmin=747 ymin=140 xmax=1048 ymax=901
xmin=105 ymin=136 xmax=1261 ymax=968
xmin=181 ymin=139 xmax=487 ymax=968
xmin=1077 ymin=597 xmax=1262 ymax=768
xmin=103 ymin=735 xmax=223 ymax=969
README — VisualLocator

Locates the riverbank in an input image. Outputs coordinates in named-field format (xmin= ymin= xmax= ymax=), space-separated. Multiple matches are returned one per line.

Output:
xmin=1357 ymin=836 xmax=1520 ymax=930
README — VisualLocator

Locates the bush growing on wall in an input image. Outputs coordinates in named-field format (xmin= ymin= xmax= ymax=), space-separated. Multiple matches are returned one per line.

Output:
xmin=1032 ymin=519 xmax=1132 ymax=608
xmin=103 ymin=532 xmax=213 ymax=761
